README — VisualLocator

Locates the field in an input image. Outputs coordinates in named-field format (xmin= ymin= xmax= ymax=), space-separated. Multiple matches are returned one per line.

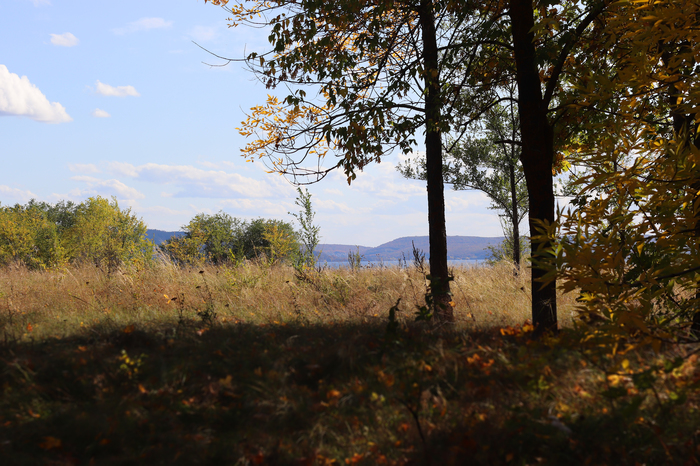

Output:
xmin=1 ymin=261 xmax=699 ymax=464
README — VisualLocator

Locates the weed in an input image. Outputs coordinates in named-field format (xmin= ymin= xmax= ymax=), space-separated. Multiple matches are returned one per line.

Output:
xmin=347 ymin=246 xmax=363 ymax=271
xmin=0 ymin=263 xmax=698 ymax=464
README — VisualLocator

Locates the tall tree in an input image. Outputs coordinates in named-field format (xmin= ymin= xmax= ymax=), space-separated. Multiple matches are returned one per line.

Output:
xmin=202 ymin=0 xmax=507 ymax=321
xmin=544 ymin=0 xmax=700 ymax=340
xmin=398 ymin=95 xmax=528 ymax=270
xmin=495 ymin=0 xmax=610 ymax=333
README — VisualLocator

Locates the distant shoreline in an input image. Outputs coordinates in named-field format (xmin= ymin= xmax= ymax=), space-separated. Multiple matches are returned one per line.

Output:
xmin=146 ymin=230 xmax=503 ymax=262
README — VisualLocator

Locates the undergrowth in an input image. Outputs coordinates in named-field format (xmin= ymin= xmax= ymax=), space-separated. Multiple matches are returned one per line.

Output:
xmin=0 ymin=262 xmax=698 ymax=464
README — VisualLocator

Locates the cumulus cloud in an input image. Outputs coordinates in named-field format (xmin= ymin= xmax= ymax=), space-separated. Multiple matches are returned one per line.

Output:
xmin=50 ymin=32 xmax=79 ymax=47
xmin=91 ymin=108 xmax=110 ymax=118
xmin=113 ymin=17 xmax=173 ymax=35
xmin=104 ymin=162 xmax=292 ymax=199
xmin=0 ymin=185 xmax=37 ymax=203
xmin=70 ymin=176 xmax=145 ymax=200
xmin=94 ymin=80 xmax=140 ymax=97
xmin=0 ymin=65 xmax=72 ymax=123
xmin=105 ymin=161 xmax=139 ymax=177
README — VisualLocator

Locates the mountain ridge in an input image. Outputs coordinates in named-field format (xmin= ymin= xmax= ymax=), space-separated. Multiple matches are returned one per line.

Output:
xmin=146 ymin=230 xmax=502 ymax=261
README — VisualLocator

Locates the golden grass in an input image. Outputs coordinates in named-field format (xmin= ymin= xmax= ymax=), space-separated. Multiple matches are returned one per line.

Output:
xmin=1 ymin=261 xmax=699 ymax=464
xmin=0 ymin=260 xmax=578 ymax=342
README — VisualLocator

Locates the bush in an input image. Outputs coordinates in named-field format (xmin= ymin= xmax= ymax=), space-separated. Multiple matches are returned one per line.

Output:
xmin=162 ymin=212 xmax=299 ymax=266
xmin=0 ymin=197 xmax=152 ymax=271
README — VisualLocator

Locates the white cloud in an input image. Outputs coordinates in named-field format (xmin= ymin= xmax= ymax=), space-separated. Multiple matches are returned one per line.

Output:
xmin=27 ymin=0 xmax=50 ymax=6
xmin=444 ymin=192 xmax=490 ymax=212
xmin=70 ymin=176 xmax=145 ymax=200
xmin=50 ymin=33 xmax=79 ymax=47
xmin=68 ymin=163 xmax=100 ymax=174
xmin=94 ymin=80 xmax=140 ymax=97
xmin=315 ymin=198 xmax=355 ymax=214
xmin=189 ymin=25 xmax=217 ymax=42
xmin=105 ymin=161 xmax=140 ymax=177
xmin=0 ymin=185 xmax=37 ymax=203
xmin=0 ymin=65 xmax=72 ymax=124
xmin=113 ymin=17 xmax=173 ymax=35
xmin=105 ymin=162 xmax=289 ymax=199
xmin=91 ymin=108 xmax=110 ymax=118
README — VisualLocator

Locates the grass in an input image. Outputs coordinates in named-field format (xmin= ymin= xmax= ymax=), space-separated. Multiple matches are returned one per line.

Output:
xmin=0 ymin=261 xmax=699 ymax=464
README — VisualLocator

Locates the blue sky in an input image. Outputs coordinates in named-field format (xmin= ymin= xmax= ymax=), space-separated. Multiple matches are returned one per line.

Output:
xmin=0 ymin=0 xmax=504 ymax=246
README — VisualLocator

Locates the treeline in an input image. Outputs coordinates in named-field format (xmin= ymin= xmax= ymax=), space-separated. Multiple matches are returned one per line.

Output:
xmin=0 ymin=197 xmax=151 ymax=271
xmin=0 ymin=197 xmax=305 ymax=271
xmin=160 ymin=212 xmax=300 ymax=266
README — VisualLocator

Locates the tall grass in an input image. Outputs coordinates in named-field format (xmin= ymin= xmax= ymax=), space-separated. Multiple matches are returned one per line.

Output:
xmin=0 ymin=260 xmax=576 ymax=343
xmin=1 ymin=261 xmax=697 ymax=465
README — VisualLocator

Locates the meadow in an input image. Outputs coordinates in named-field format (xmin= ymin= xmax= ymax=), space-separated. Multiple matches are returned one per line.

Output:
xmin=0 ymin=261 xmax=699 ymax=464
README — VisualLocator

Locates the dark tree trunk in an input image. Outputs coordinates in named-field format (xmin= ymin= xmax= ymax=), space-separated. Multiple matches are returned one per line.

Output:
xmin=509 ymin=0 xmax=558 ymax=334
xmin=419 ymin=0 xmax=453 ymax=322
xmin=509 ymin=162 xmax=521 ymax=273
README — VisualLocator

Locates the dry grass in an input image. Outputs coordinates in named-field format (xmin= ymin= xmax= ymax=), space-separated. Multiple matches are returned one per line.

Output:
xmin=0 ymin=260 xmax=578 ymax=342
xmin=1 ymin=261 xmax=697 ymax=465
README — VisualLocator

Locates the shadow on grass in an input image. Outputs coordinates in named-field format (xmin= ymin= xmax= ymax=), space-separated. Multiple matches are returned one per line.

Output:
xmin=1 ymin=320 xmax=699 ymax=465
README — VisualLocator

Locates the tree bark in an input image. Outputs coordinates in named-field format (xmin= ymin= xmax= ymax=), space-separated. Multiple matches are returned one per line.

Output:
xmin=509 ymin=0 xmax=558 ymax=334
xmin=419 ymin=0 xmax=453 ymax=322
xmin=509 ymin=162 xmax=521 ymax=273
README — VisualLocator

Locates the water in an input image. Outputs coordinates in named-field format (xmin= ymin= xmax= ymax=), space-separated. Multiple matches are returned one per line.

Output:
xmin=320 ymin=259 xmax=483 ymax=269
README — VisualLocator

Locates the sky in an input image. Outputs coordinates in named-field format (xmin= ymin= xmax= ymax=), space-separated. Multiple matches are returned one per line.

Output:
xmin=0 ymin=0 xmax=505 ymax=246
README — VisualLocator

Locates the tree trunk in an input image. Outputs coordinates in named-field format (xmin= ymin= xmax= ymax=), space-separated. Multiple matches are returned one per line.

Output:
xmin=419 ymin=0 xmax=453 ymax=322
xmin=509 ymin=162 xmax=521 ymax=273
xmin=509 ymin=0 xmax=558 ymax=334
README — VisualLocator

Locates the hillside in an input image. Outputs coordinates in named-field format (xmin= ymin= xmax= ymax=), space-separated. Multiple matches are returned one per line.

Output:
xmin=147 ymin=230 xmax=502 ymax=261
xmin=318 ymin=235 xmax=502 ymax=261
xmin=146 ymin=229 xmax=184 ymax=245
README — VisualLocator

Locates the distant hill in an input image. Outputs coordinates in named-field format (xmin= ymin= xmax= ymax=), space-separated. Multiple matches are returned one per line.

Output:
xmin=146 ymin=229 xmax=184 ymax=245
xmin=145 ymin=230 xmax=503 ymax=261
xmin=317 ymin=236 xmax=502 ymax=262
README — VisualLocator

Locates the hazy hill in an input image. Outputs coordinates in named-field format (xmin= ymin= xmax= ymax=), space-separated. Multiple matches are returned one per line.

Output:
xmin=146 ymin=229 xmax=184 ymax=245
xmin=146 ymin=230 xmax=502 ymax=261
xmin=317 ymin=235 xmax=502 ymax=261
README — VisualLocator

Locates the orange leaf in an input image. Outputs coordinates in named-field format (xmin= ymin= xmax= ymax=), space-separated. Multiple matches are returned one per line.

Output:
xmin=26 ymin=323 xmax=33 ymax=332
xmin=123 ymin=324 xmax=135 ymax=334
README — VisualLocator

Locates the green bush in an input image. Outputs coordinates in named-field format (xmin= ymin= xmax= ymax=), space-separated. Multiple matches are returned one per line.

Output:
xmin=162 ymin=212 xmax=299 ymax=266
xmin=0 ymin=197 xmax=152 ymax=271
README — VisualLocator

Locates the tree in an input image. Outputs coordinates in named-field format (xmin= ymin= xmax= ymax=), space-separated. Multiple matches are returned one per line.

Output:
xmin=0 ymin=203 xmax=64 ymax=269
xmin=454 ymin=0 xmax=609 ymax=333
xmin=162 ymin=211 xmax=299 ymax=265
xmin=202 ymin=0 xmax=510 ymax=322
xmin=64 ymin=197 xmax=152 ymax=272
xmin=0 ymin=197 xmax=151 ymax=271
xmin=398 ymin=96 xmax=528 ymax=270
xmin=289 ymin=187 xmax=320 ymax=268
xmin=538 ymin=0 xmax=700 ymax=341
